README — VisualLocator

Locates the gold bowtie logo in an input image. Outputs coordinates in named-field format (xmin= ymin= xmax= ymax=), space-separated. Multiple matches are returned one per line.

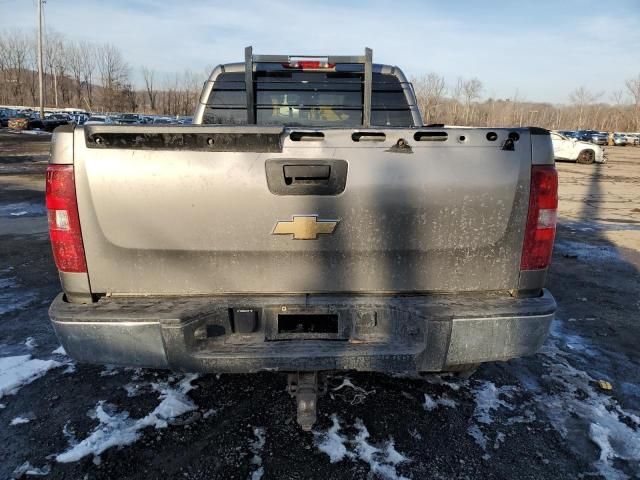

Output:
xmin=272 ymin=216 xmax=339 ymax=240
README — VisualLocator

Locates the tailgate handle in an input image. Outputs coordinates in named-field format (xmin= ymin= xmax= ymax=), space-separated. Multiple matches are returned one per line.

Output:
xmin=266 ymin=159 xmax=347 ymax=195
xmin=284 ymin=165 xmax=331 ymax=185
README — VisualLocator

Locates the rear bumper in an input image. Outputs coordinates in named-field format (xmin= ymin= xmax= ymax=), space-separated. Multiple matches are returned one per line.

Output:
xmin=49 ymin=290 xmax=556 ymax=374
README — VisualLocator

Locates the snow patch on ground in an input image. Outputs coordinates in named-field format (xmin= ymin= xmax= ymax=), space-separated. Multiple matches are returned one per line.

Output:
xmin=249 ymin=427 xmax=266 ymax=480
xmin=314 ymin=415 xmax=409 ymax=480
xmin=18 ymin=129 xmax=52 ymax=136
xmin=51 ymin=346 xmax=66 ymax=356
xmin=467 ymin=424 xmax=487 ymax=451
xmin=99 ymin=365 xmax=120 ymax=377
xmin=315 ymin=415 xmax=349 ymax=463
xmin=422 ymin=373 xmax=467 ymax=391
xmin=0 ymin=354 xmax=63 ymax=399
xmin=466 ymin=381 xmax=518 ymax=454
xmin=123 ymin=382 xmax=143 ymax=397
xmin=10 ymin=415 xmax=31 ymax=425
xmin=423 ymin=393 xmax=457 ymax=411
xmin=55 ymin=374 xmax=199 ymax=463
xmin=535 ymin=324 xmax=640 ymax=479
xmin=12 ymin=461 xmax=51 ymax=477
xmin=202 ymin=408 xmax=217 ymax=419
xmin=0 ymin=201 xmax=46 ymax=218
xmin=472 ymin=382 xmax=517 ymax=425
xmin=352 ymin=419 xmax=408 ymax=480
xmin=456 ymin=316 xmax=640 ymax=477
xmin=554 ymin=240 xmax=622 ymax=262
xmin=24 ymin=337 xmax=37 ymax=350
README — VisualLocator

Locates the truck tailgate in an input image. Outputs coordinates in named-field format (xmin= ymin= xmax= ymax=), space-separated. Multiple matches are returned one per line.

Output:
xmin=73 ymin=126 xmax=532 ymax=295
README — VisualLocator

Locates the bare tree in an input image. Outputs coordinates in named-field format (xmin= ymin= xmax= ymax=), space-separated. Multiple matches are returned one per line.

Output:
xmin=96 ymin=43 xmax=129 ymax=111
xmin=626 ymin=74 xmax=640 ymax=131
xmin=412 ymin=73 xmax=446 ymax=124
xmin=4 ymin=29 xmax=32 ymax=104
xmin=44 ymin=31 xmax=65 ymax=107
xmin=67 ymin=42 xmax=83 ymax=104
xmin=79 ymin=40 xmax=96 ymax=110
xmin=461 ymin=78 xmax=482 ymax=124
xmin=569 ymin=86 xmax=602 ymax=129
xmin=142 ymin=67 xmax=157 ymax=112
xmin=448 ymin=78 xmax=464 ymax=124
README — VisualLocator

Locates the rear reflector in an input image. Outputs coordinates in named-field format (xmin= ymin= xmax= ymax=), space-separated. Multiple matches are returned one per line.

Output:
xmin=46 ymin=165 xmax=87 ymax=273
xmin=521 ymin=165 xmax=558 ymax=270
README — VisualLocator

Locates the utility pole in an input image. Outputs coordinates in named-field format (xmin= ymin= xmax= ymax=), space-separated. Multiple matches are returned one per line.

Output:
xmin=37 ymin=0 xmax=45 ymax=118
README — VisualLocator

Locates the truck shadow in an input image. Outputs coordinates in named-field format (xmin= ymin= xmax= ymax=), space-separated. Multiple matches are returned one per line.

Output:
xmin=548 ymin=155 xmax=640 ymax=410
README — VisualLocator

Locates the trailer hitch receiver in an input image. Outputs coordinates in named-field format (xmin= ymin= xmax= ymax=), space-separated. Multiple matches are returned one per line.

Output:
xmin=287 ymin=372 xmax=326 ymax=431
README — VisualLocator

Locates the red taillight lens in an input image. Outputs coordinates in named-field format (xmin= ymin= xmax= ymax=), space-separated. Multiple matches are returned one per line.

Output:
xmin=521 ymin=165 xmax=558 ymax=270
xmin=46 ymin=165 xmax=87 ymax=273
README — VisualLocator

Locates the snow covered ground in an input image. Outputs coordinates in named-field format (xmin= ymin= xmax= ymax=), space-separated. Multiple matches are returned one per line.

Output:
xmin=1 ymin=146 xmax=639 ymax=479
xmin=0 ymin=354 xmax=63 ymax=400
xmin=0 ymin=201 xmax=46 ymax=218
xmin=56 ymin=374 xmax=200 ymax=463
xmin=0 ymin=322 xmax=638 ymax=479
xmin=314 ymin=414 xmax=409 ymax=480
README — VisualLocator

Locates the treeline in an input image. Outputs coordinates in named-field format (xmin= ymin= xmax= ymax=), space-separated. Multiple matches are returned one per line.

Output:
xmin=412 ymin=74 xmax=640 ymax=132
xmin=0 ymin=29 xmax=201 ymax=115
xmin=2 ymin=28 xmax=640 ymax=130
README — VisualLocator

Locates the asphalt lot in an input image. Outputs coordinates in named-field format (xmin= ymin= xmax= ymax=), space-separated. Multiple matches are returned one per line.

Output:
xmin=0 ymin=130 xmax=639 ymax=480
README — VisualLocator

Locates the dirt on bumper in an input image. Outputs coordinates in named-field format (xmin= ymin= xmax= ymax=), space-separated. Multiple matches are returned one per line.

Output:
xmin=49 ymin=291 xmax=555 ymax=374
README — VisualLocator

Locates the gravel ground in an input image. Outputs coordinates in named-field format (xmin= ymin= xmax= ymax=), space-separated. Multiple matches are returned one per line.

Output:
xmin=0 ymin=130 xmax=638 ymax=480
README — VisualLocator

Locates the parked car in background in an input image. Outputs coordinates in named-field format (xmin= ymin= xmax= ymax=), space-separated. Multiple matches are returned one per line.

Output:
xmin=616 ymin=133 xmax=639 ymax=146
xmin=69 ymin=113 xmax=90 ymax=125
xmin=558 ymin=130 xmax=580 ymax=140
xmin=613 ymin=133 xmax=628 ymax=146
xmin=5 ymin=112 xmax=69 ymax=131
xmin=551 ymin=131 xmax=605 ymax=164
xmin=41 ymin=114 xmax=72 ymax=132
xmin=115 ymin=113 xmax=143 ymax=125
xmin=85 ymin=115 xmax=113 ymax=125
xmin=577 ymin=130 xmax=608 ymax=145
xmin=0 ymin=108 xmax=15 ymax=127
xmin=152 ymin=117 xmax=173 ymax=124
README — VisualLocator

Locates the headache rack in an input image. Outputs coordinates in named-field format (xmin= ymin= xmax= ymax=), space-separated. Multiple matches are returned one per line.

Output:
xmin=244 ymin=46 xmax=373 ymax=127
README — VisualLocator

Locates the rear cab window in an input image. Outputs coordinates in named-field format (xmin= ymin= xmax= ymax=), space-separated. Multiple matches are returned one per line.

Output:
xmin=202 ymin=66 xmax=415 ymax=127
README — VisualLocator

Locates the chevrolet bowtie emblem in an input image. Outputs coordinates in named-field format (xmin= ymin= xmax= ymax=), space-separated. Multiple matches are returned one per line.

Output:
xmin=272 ymin=216 xmax=339 ymax=240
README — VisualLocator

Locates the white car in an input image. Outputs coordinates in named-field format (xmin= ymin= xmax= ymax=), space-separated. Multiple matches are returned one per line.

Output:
xmin=550 ymin=131 xmax=605 ymax=164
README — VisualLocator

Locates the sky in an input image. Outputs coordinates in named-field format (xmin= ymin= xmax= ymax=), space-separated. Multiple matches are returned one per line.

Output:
xmin=1 ymin=0 xmax=639 ymax=104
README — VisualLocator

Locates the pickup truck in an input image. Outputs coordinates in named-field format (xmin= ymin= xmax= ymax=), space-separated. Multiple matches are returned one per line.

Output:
xmin=47 ymin=48 xmax=557 ymax=430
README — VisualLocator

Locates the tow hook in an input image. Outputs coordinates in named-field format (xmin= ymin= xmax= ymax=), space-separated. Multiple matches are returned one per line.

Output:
xmin=287 ymin=372 xmax=326 ymax=431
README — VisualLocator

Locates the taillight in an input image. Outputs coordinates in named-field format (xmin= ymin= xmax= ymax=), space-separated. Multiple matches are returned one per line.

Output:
xmin=46 ymin=165 xmax=87 ymax=273
xmin=521 ymin=165 xmax=558 ymax=270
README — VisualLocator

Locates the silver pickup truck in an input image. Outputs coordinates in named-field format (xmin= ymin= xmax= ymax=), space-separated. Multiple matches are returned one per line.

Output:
xmin=47 ymin=48 xmax=557 ymax=429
